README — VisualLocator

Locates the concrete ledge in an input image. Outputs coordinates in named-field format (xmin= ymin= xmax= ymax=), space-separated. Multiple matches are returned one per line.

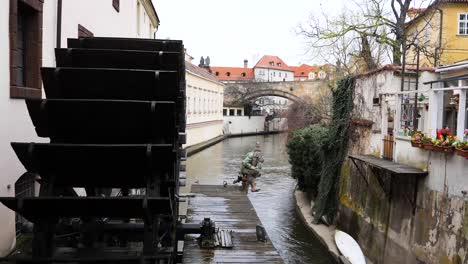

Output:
xmin=294 ymin=189 xmax=341 ymax=262
xmin=185 ymin=131 xmax=287 ymax=157
xmin=226 ymin=130 xmax=287 ymax=138
xmin=185 ymin=135 xmax=227 ymax=157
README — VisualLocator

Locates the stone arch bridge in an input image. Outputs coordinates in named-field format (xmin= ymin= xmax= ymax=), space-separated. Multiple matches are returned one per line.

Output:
xmin=224 ymin=80 xmax=331 ymax=104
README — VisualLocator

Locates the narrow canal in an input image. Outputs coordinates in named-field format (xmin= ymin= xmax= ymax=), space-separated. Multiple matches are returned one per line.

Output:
xmin=184 ymin=134 xmax=336 ymax=264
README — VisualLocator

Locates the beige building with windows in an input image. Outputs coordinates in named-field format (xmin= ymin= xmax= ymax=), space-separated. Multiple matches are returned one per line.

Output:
xmin=0 ymin=0 xmax=158 ymax=256
xmin=185 ymin=62 xmax=225 ymax=147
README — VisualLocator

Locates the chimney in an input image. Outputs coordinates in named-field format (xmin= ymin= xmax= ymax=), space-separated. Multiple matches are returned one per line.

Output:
xmin=244 ymin=59 xmax=248 ymax=68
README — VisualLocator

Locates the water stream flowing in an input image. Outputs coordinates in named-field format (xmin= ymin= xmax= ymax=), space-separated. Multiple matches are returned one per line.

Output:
xmin=184 ymin=134 xmax=336 ymax=264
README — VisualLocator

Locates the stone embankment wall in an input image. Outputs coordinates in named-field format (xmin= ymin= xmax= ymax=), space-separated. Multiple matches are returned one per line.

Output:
xmin=222 ymin=116 xmax=287 ymax=135
xmin=338 ymin=147 xmax=467 ymax=264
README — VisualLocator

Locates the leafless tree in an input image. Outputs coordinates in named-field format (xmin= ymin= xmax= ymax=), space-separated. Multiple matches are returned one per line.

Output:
xmin=297 ymin=0 xmax=440 ymax=72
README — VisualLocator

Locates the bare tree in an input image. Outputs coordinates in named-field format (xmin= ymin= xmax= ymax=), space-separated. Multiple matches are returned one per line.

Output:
xmin=297 ymin=0 xmax=439 ymax=72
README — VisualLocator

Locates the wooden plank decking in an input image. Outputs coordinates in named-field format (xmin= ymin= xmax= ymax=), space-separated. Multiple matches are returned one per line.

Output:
xmin=182 ymin=185 xmax=283 ymax=264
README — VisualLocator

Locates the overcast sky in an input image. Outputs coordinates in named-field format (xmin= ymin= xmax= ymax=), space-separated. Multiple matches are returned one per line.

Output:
xmin=153 ymin=0 xmax=349 ymax=68
xmin=153 ymin=0 xmax=429 ymax=68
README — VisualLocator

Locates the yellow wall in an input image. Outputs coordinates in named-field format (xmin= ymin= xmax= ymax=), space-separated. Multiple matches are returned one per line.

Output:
xmin=440 ymin=3 xmax=468 ymax=64
xmin=406 ymin=3 xmax=468 ymax=66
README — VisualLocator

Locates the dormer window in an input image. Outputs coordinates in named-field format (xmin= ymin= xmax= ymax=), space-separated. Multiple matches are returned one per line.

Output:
xmin=226 ymin=72 xmax=231 ymax=77
xmin=215 ymin=72 xmax=219 ymax=76
xmin=241 ymin=72 xmax=246 ymax=77
xmin=277 ymin=63 xmax=282 ymax=67
xmin=269 ymin=61 xmax=274 ymax=66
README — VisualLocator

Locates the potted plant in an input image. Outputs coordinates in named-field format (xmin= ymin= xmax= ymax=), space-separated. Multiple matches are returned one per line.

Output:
xmin=410 ymin=131 xmax=425 ymax=148
xmin=432 ymin=135 xmax=456 ymax=153
xmin=455 ymin=140 xmax=468 ymax=159
xmin=420 ymin=135 xmax=434 ymax=150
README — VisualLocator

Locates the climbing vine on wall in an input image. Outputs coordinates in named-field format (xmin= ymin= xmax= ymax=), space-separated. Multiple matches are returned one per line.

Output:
xmin=313 ymin=76 xmax=355 ymax=223
xmin=287 ymin=76 xmax=356 ymax=223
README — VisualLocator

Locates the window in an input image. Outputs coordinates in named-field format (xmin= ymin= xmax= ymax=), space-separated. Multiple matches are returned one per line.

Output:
xmin=399 ymin=95 xmax=418 ymax=135
xmin=223 ymin=109 xmax=227 ymax=116
xmin=215 ymin=72 xmax=219 ymax=76
xmin=241 ymin=72 xmax=246 ymax=77
xmin=279 ymin=72 xmax=282 ymax=77
xmin=9 ymin=0 xmax=43 ymax=99
xmin=459 ymin=13 xmax=468 ymax=35
xmin=277 ymin=63 xmax=282 ymax=67
xmin=273 ymin=72 xmax=276 ymax=77
xmin=226 ymin=72 xmax=231 ymax=77
xmin=112 ymin=0 xmax=120 ymax=12
xmin=229 ymin=109 xmax=235 ymax=116
xmin=237 ymin=110 xmax=242 ymax=116
xmin=15 ymin=173 xmax=36 ymax=236
xmin=78 ymin=24 xmax=94 ymax=37
xmin=319 ymin=71 xmax=327 ymax=79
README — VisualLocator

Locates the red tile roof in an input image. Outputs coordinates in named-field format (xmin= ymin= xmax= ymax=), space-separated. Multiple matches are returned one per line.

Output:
xmin=290 ymin=64 xmax=320 ymax=77
xmin=185 ymin=63 xmax=221 ymax=83
xmin=254 ymin=55 xmax=294 ymax=72
xmin=210 ymin=67 xmax=254 ymax=81
xmin=357 ymin=64 xmax=435 ymax=78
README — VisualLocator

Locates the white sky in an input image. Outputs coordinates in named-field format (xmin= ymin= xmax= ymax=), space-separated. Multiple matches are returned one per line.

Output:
xmin=153 ymin=0 xmax=349 ymax=68
xmin=153 ymin=0 xmax=430 ymax=68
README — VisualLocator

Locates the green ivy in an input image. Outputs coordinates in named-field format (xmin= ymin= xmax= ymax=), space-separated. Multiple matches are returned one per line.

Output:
xmin=287 ymin=76 xmax=355 ymax=223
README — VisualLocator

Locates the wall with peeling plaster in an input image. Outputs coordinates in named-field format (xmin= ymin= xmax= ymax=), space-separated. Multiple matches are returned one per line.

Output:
xmin=337 ymin=69 xmax=468 ymax=264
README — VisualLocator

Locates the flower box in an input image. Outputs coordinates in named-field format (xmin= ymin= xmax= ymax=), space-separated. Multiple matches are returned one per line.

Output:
xmin=432 ymin=146 xmax=454 ymax=154
xmin=423 ymin=143 xmax=435 ymax=151
xmin=411 ymin=141 xmax=423 ymax=148
xmin=455 ymin=148 xmax=468 ymax=158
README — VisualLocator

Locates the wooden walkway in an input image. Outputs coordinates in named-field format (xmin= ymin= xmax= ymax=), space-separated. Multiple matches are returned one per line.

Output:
xmin=182 ymin=185 xmax=283 ymax=264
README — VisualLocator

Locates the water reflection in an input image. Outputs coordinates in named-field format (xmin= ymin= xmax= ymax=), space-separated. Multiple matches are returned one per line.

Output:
xmin=186 ymin=134 xmax=335 ymax=264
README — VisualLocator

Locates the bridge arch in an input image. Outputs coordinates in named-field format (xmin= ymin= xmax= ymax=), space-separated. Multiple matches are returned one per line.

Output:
xmin=243 ymin=89 xmax=304 ymax=103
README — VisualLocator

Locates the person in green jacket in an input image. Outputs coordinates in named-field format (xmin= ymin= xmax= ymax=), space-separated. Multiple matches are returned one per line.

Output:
xmin=237 ymin=143 xmax=264 ymax=192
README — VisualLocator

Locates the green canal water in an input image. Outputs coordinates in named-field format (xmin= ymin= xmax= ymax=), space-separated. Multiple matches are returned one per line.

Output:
xmin=184 ymin=134 xmax=336 ymax=264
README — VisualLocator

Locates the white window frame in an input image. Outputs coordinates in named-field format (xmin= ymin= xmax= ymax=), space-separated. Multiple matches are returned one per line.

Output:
xmin=430 ymin=82 xmax=468 ymax=138
xmin=458 ymin=13 xmax=468 ymax=35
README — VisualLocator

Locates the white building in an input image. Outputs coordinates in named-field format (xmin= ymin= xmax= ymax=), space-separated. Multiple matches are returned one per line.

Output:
xmin=344 ymin=63 xmax=468 ymax=263
xmin=185 ymin=62 xmax=224 ymax=147
xmin=253 ymin=55 xmax=294 ymax=82
xmin=0 ymin=0 xmax=158 ymax=256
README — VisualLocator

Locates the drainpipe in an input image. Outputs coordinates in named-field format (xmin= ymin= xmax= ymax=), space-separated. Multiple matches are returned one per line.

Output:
xmin=434 ymin=7 xmax=443 ymax=66
xmin=56 ymin=0 xmax=63 ymax=48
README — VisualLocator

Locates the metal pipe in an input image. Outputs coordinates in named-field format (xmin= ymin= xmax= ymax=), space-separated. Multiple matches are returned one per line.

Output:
xmin=434 ymin=7 xmax=443 ymax=67
xmin=413 ymin=46 xmax=420 ymax=129
xmin=56 ymin=0 xmax=62 ymax=48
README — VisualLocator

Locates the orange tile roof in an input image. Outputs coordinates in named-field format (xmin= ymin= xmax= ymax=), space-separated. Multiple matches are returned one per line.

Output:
xmin=185 ymin=63 xmax=221 ymax=83
xmin=254 ymin=55 xmax=294 ymax=72
xmin=210 ymin=67 xmax=254 ymax=81
xmin=290 ymin=64 xmax=320 ymax=77
xmin=357 ymin=64 xmax=435 ymax=78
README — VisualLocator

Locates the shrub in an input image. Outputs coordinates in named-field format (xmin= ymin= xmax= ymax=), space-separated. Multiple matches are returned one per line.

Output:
xmin=287 ymin=124 xmax=329 ymax=198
